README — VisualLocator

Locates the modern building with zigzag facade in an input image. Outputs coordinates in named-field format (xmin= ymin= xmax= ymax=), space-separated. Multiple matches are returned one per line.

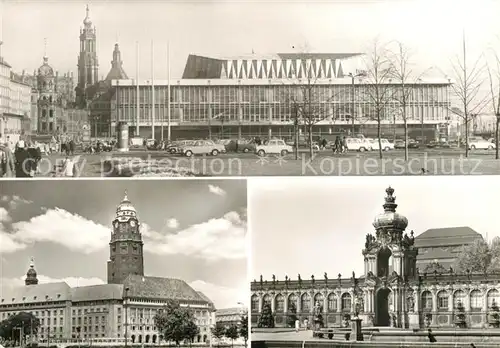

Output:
xmin=111 ymin=51 xmax=452 ymax=141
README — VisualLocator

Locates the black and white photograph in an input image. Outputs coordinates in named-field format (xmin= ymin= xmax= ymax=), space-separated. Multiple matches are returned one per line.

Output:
xmin=0 ymin=180 xmax=249 ymax=347
xmin=250 ymin=177 xmax=500 ymax=347
xmin=1 ymin=0 xmax=500 ymax=177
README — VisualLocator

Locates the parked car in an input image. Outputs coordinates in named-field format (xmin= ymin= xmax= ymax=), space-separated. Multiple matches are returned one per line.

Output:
xmin=345 ymin=138 xmax=372 ymax=152
xmin=394 ymin=140 xmax=405 ymax=149
xmin=181 ymin=140 xmax=226 ymax=157
xmin=256 ymin=139 xmax=293 ymax=156
xmin=225 ymin=139 xmax=256 ymax=153
xmin=370 ymin=138 xmax=394 ymax=151
xmin=469 ymin=139 xmax=496 ymax=150
xmin=167 ymin=140 xmax=195 ymax=154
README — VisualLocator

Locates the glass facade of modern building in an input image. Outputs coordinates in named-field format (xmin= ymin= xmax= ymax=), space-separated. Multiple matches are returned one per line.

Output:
xmin=112 ymin=78 xmax=452 ymax=140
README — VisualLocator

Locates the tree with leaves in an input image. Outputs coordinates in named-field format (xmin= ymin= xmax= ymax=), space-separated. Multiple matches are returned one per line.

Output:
xmin=450 ymin=31 xmax=490 ymax=157
xmin=239 ymin=314 xmax=248 ymax=348
xmin=287 ymin=302 xmax=298 ymax=328
xmin=456 ymin=237 xmax=500 ymax=273
xmin=225 ymin=325 xmax=239 ymax=348
xmin=210 ymin=322 xmax=226 ymax=348
xmin=257 ymin=303 xmax=275 ymax=328
xmin=360 ymin=39 xmax=395 ymax=159
xmin=0 ymin=312 xmax=40 ymax=343
xmin=153 ymin=300 xmax=199 ymax=347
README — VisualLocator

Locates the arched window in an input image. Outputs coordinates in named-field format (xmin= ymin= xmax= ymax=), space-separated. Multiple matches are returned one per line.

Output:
xmin=470 ymin=290 xmax=483 ymax=311
xmin=263 ymin=294 xmax=271 ymax=309
xmin=301 ymin=293 xmax=311 ymax=312
xmin=453 ymin=290 xmax=465 ymax=309
xmin=288 ymin=294 xmax=298 ymax=312
xmin=487 ymin=289 xmax=500 ymax=308
xmin=437 ymin=290 xmax=448 ymax=310
xmin=314 ymin=293 xmax=324 ymax=308
xmin=327 ymin=293 xmax=337 ymax=312
xmin=251 ymin=295 xmax=259 ymax=312
xmin=275 ymin=294 xmax=284 ymax=313
xmin=341 ymin=293 xmax=351 ymax=312
xmin=421 ymin=291 xmax=432 ymax=311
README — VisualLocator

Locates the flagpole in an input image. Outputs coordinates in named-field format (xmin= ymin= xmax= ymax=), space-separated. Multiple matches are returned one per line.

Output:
xmin=151 ymin=40 xmax=155 ymax=140
xmin=167 ymin=41 xmax=171 ymax=142
xmin=136 ymin=41 xmax=140 ymax=137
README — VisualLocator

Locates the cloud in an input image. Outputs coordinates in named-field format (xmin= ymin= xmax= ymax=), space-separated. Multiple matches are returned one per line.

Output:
xmin=1 ymin=275 xmax=105 ymax=290
xmin=189 ymin=280 xmax=249 ymax=310
xmin=5 ymin=208 xmax=109 ymax=254
xmin=0 ymin=207 xmax=11 ymax=223
xmin=144 ymin=211 xmax=247 ymax=260
xmin=166 ymin=218 xmax=179 ymax=229
xmin=208 ymin=185 xmax=226 ymax=196
xmin=1 ymin=195 xmax=33 ymax=210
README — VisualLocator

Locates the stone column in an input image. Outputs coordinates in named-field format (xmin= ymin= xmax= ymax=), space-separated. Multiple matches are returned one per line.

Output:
xmin=448 ymin=291 xmax=453 ymax=312
xmin=258 ymin=296 xmax=263 ymax=313
xmin=297 ymin=292 xmax=301 ymax=313
xmin=283 ymin=293 xmax=288 ymax=313
xmin=271 ymin=295 xmax=276 ymax=313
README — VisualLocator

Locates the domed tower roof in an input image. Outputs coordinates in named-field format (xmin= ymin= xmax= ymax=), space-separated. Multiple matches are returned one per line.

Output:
xmin=25 ymin=257 xmax=39 ymax=286
xmin=38 ymin=56 xmax=54 ymax=77
xmin=116 ymin=190 xmax=137 ymax=220
xmin=83 ymin=4 xmax=92 ymax=27
xmin=373 ymin=186 xmax=408 ymax=231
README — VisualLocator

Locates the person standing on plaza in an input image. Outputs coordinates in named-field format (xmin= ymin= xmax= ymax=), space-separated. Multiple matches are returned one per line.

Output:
xmin=14 ymin=141 xmax=32 ymax=178
xmin=342 ymin=136 xmax=347 ymax=153
xmin=321 ymin=138 xmax=327 ymax=150
xmin=334 ymin=136 xmax=341 ymax=154
xmin=69 ymin=138 xmax=75 ymax=155
xmin=0 ymin=141 xmax=15 ymax=177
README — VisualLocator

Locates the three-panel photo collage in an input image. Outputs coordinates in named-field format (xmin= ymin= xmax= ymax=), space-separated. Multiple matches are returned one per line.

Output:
xmin=1 ymin=1 xmax=499 ymax=348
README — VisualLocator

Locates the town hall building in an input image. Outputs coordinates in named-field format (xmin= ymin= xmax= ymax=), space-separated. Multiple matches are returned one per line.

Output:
xmin=0 ymin=192 xmax=216 ymax=344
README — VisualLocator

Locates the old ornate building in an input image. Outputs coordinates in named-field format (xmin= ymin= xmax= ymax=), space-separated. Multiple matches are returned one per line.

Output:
xmin=0 ymin=192 xmax=216 ymax=344
xmin=76 ymin=5 xmax=99 ymax=107
xmin=251 ymin=187 xmax=500 ymax=329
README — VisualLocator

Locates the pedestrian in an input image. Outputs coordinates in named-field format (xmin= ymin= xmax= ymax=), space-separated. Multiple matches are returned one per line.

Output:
xmin=0 ymin=143 xmax=15 ymax=177
xmin=322 ymin=138 xmax=327 ymax=150
xmin=342 ymin=136 xmax=348 ymax=153
xmin=427 ymin=328 xmax=437 ymax=343
xmin=334 ymin=136 xmax=341 ymax=154
xmin=27 ymin=143 xmax=41 ymax=177
xmin=14 ymin=140 xmax=32 ymax=178
xmin=69 ymin=139 xmax=75 ymax=156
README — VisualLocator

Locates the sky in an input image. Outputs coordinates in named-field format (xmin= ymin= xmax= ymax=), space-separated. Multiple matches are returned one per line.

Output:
xmin=250 ymin=176 xmax=500 ymax=281
xmin=1 ymin=0 xmax=500 ymax=82
xmin=0 ymin=179 xmax=248 ymax=310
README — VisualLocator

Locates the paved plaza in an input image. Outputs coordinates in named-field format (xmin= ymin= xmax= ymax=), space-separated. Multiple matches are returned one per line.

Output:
xmin=35 ymin=148 xmax=500 ymax=177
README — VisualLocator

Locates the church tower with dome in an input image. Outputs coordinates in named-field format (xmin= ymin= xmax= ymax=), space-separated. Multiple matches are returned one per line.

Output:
xmin=107 ymin=191 xmax=144 ymax=284
xmin=36 ymin=54 xmax=59 ymax=133
xmin=76 ymin=5 xmax=99 ymax=107
xmin=24 ymin=258 xmax=39 ymax=285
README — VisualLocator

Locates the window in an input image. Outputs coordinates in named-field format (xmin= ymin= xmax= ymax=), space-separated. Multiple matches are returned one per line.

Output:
xmin=314 ymin=293 xmax=324 ymax=309
xmin=421 ymin=291 xmax=432 ymax=311
xmin=341 ymin=293 xmax=351 ymax=312
xmin=301 ymin=293 xmax=311 ymax=312
xmin=453 ymin=290 xmax=465 ymax=309
xmin=288 ymin=294 xmax=297 ymax=312
xmin=275 ymin=294 xmax=284 ymax=312
xmin=251 ymin=295 xmax=259 ymax=312
xmin=328 ymin=293 xmax=337 ymax=312
xmin=262 ymin=294 xmax=271 ymax=309
xmin=470 ymin=290 xmax=483 ymax=311
xmin=437 ymin=291 xmax=448 ymax=310
xmin=487 ymin=289 xmax=500 ymax=308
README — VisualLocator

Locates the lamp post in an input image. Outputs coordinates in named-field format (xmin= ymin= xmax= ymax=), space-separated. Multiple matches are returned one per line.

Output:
xmin=348 ymin=72 xmax=364 ymax=135
xmin=418 ymin=78 xmax=425 ymax=144
xmin=124 ymin=287 xmax=129 ymax=348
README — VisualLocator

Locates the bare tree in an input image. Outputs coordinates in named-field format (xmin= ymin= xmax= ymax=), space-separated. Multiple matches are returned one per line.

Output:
xmin=387 ymin=42 xmax=434 ymax=162
xmin=359 ymin=39 xmax=395 ymax=159
xmin=484 ymin=42 xmax=500 ymax=159
xmin=288 ymin=76 xmax=342 ymax=159
xmin=450 ymin=31 xmax=490 ymax=158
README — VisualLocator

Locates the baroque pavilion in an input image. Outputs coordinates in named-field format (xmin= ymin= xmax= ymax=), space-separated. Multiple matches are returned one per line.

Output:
xmin=250 ymin=187 xmax=500 ymax=329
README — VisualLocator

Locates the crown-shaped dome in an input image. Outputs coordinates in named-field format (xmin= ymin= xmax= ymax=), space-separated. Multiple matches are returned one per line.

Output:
xmin=372 ymin=187 xmax=408 ymax=230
